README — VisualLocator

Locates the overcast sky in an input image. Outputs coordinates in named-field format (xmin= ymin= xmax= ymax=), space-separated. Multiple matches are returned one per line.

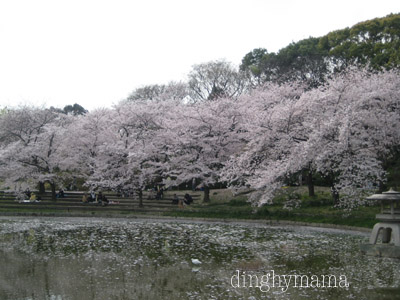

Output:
xmin=0 ymin=0 xmax=399 ymax=111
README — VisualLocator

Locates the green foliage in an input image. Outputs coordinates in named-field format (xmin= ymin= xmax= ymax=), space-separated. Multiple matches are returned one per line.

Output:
xmin=0 ymin=107 xmax=8 ymax=116
xmin=241 ymin=13 xmax=400 ymax=86
xmin=241 ymin=37 xmax=328 ymax=87
xmin=300 ymin=191 xmax=333 ymax=207
xmin=240 ymin=48 xmax=268 ymax=76
xmin=0 ymin=185 xmax=380 ymax=228
xmin=63 ymin=103 xmax=88 ymax=116
xmin=227 ymin=198 xmax=248 ymax=206
xmin=161 ymin=187 xmax=379 ymax=228
xmin=326 ymin=14 xmax=400 ymax=70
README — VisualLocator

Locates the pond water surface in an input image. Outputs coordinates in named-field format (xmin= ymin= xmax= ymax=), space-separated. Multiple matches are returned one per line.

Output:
xmin=0 ymin=217 xmax=399 ymax=300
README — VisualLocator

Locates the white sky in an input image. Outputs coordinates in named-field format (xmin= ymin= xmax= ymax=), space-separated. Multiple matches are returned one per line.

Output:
xmin=0 ymin=0 xmax=399 ymax=111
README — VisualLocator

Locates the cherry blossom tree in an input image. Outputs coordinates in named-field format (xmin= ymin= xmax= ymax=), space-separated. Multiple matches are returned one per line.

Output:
xmin=225 ymin=67 xmax=400 ymax=208
xmin=83 ymin=100 xmax=176 ymax=206
xmin=0 ymin=106 xmax=72 ymax=199
xmin=1 ymin=67 xmax=398 ymax=210
xmin=164 ymin=97 xmax=245 ymax=202
xmin=62 ymin=108 xmax=115 ymax=181
xmin=296 ymin=68 xmax=400 ymax=208
xmin=222 ymin=81 xmax=307 ymax=204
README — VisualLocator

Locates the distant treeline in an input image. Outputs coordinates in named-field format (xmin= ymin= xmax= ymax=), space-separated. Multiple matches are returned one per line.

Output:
xmin=241 ymin=13 xmax=400 ymax=87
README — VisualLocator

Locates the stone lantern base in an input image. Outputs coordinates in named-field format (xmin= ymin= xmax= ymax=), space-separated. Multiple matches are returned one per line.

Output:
xmin=369 ymin=222 xmax=400 ymax=246
xmin=360 ymin=222 xmax=400 ymax=259
xmin=361 ymin=189 xmax=400 ymax=258
xmin=360 ymin=243 xmax=400 ymax=259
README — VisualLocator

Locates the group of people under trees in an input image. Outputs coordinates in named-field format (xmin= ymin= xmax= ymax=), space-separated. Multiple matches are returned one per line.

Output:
xmin=155 ymin=188 xmax=164 ymax=200
xmin=25 ymin=188 xmax=65 ymax=201
xmin=148 ymin=187 xmax=164 ymax=200
xmin=172 ymin=193 xmax=193 ymax=208
xmin=23 ymin=185 xmax=195 ymax=208
xmin=149 ymin=186 xmax=194 ymax=208
xmin=22 ymin=188 xmax=41 ymax=202
xmin=82 ymin=191 xmax=109 ymax=206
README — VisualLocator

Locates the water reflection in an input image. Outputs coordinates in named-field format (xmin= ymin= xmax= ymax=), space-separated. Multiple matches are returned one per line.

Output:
xmin=0 ymin=217 xmax=399 ymax=300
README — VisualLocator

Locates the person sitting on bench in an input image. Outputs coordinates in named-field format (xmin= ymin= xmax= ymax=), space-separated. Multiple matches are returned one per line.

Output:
xmin=184 ymin=193 xmax=193 ymax=205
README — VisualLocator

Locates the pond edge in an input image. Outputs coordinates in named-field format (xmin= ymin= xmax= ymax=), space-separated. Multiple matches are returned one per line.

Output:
xmin=0 ymin=211 xmax=372 ymax=233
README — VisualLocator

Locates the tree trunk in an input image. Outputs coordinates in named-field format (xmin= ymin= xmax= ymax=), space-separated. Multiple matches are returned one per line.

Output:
xmin=203 ymin=186 xmax=210 ymax=203
xmin=192 ymin=178 xmax=196 ymax=191
xmin=307 ymin=171 xmax=315 ymax=197
xmin=138 ymin=189 xmax=143 ymax=208
xmin=298 ymin=173 xmax=303 ymax=186
xmin=378 ymin=180 xmax=385 ymax=193
xmin=50 ymin=182 xmax=56 ymax=201
xmin=331 ymin=186 xmax=339 ymax=205
xmin=38 ymin=181 xmax=45 ymax=195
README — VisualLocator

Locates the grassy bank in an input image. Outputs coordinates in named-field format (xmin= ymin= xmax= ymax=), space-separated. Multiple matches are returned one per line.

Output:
xmin=0 ymin=187 xmax=380 ymax=229
xmin=163 ymin=187 xmax=380 ymax=228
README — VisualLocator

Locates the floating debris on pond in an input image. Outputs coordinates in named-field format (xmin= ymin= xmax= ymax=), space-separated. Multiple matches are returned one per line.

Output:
xmin=191 ymin=258 xmax=202 ymax=265
xmin=0 ymin=216 xmax=399 ymax=300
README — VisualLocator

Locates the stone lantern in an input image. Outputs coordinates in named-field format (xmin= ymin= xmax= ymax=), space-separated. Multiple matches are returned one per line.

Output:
xmin=360 ymin=189 xmax=400 ymax=258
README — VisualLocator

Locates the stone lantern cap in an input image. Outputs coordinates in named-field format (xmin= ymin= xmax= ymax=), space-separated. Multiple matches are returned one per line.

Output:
xmin=367 ymin=188 xmax=400 ymax=201
xmin=367 ymin=188 xmax=400 ymax=222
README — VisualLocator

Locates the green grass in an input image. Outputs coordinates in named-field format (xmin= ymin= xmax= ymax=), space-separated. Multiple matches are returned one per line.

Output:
xmin=163 ymin=187 xmax=380 ymax=228
xmin=0 ymin=187 xmax=381 ymax=228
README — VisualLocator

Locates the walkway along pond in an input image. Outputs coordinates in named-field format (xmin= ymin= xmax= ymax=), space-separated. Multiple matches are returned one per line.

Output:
xmin=0 ymin=216 xmax=399 ymax=300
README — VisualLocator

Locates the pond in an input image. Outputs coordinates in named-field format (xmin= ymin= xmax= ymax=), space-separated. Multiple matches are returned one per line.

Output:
xmin=0 ymin=216 xmax=399 ymax=300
